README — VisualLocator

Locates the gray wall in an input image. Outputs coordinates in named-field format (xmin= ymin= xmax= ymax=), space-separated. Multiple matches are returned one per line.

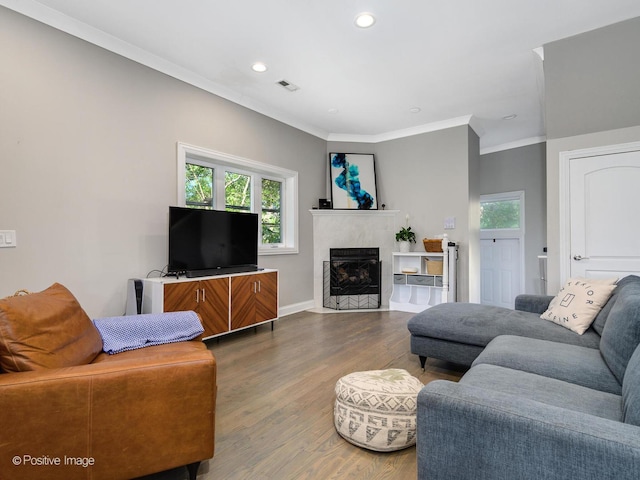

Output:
xmin=544 ymin=16 xmax=640 ymax=292
xmin=545 ymin=16 xmax=640 ymax=140
xmin=479 ymin=143 xmax=547 ymax=294
xmin=328 ymin=125 xmax=480 ymax=302
xmin=11 ymin=6 xmax=630 ymax=311
xmin=0 ymin=8 xmax=326 ymax=317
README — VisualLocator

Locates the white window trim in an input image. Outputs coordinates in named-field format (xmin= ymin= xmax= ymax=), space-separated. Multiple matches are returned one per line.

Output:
xmin=177 ymin=142 xmax=298 ymax=255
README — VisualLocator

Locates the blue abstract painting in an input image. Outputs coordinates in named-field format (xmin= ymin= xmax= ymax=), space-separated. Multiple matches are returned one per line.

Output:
xmin=329 ymin=153 xmax=378 ymax=210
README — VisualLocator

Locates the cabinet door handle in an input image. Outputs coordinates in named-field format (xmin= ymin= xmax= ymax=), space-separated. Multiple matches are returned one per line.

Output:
xmin=202 ymin=288 xmax=206 ymax=302
xmin=257 ymin=280 xmax=261 ymax=293
xmin=253 ymin=281 xmax=257 ymax=294
xmin=196 ymin=288 xmax=199 ymax=303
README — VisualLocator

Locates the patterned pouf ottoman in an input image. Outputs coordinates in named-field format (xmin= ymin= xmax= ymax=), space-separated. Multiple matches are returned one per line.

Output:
xmin=334 ymin=368 xmax=423 ymax=452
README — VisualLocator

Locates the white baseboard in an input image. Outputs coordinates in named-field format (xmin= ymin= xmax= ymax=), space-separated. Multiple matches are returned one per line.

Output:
xmin=306 ymin=305 xmax=390 ymax=314
xmin=279 ymin=299 xmax=315 ymax=317
xmin=279 ymin=300 xmax=392 ymax=316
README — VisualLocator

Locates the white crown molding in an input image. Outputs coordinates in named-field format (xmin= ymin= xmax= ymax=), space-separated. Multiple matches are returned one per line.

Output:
xmin=480 ymin=135 xmax=547 ymax=155
xmin=2 ymin=1 xmax=543 ymax=151
xmin=467 ymin=115 xmax=485 ymax=138
xmin=533 ymin=46 xmax=545 ymax=61
xmin=0 ymin=0 xmax=330 ymax=140
xmin=327 ymin=115 xmax=477 ymax=144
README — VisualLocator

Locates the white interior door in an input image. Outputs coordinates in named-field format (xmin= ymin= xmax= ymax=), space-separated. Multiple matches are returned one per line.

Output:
xmin=568 ymin=147 xmax=640 ymax=279
xmin=481 ymin=237 xmax=521 ymax=308
xmin=480 ymin=191 xmax=525 ymax=308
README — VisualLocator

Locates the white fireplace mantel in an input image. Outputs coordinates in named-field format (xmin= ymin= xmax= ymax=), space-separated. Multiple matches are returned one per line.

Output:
xmin=309 ymin=209 xmax=400 ymax=217
xmin=310 ymin=209 xmax=400 ymax=310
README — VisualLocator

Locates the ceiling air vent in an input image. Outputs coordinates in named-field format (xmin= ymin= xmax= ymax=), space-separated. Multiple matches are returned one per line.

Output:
xmin=277 ymin=80 xmax=300 ymax=92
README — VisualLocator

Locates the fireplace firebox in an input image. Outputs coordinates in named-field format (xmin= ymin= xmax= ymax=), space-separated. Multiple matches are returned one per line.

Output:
xmin=323 ymin=247 xmax=381 ymax=310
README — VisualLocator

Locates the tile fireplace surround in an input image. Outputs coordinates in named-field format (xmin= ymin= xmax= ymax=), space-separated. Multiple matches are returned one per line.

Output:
xmin=310 ymin=209 xmax=400 ymax=311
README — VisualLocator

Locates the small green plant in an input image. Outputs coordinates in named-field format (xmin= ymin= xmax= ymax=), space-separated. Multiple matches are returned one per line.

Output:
xmin=395 ymin=226 xmax=416 ymax=243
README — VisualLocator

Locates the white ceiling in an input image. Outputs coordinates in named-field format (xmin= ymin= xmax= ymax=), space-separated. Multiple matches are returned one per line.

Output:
xmin=4 ymin=0 xmax=640 ymax=152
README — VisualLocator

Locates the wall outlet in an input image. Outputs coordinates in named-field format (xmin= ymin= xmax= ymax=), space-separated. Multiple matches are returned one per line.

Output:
xmin=0 ymin=230 xmax=17 ymax=248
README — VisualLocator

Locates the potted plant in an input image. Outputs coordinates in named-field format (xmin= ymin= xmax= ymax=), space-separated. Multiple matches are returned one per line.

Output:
xmin=395 ymin=226 xmax=416 ymax=253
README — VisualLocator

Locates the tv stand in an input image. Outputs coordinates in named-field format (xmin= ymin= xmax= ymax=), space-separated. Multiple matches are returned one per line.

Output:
xmin=185 ymin=265 xmax=259 ymax=278
xmin=143 ymin=269 xmax=278 ymax=339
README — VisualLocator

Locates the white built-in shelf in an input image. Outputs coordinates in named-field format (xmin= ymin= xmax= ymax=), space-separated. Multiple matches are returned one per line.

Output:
xmin=389 ymin=237 xmax=457 ymax=313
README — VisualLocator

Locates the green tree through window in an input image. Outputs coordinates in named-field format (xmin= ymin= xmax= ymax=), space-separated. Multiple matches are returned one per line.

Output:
xmin=185 ymin=164 xmax=283 ymax=245
xmin=480 ymin=199 xmax=520 ymax=229
xmin=225 ymin=172 xmax=251 ymax=212
xmin=180 ymin=143 xmax=298 ymax=254
xmin=185 ymin=164 xmax=213 ymax=209
xmin=262 ymin=179 xmax=282 ymax=244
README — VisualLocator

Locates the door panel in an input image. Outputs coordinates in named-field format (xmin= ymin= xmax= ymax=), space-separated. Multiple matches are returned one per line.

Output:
xmin=199 ymin=278 xmax=230 ymax=336
xmin=570 ymin=150 xmax=640 ymax=279
xmin=255 ymin=272 xmax=278 ymax=322
xmin=164 ymin=282 xmax=198 ymax=312
xmin=230 ymin=275 xmax=256 ymax=330
xmin=480 ymin=238 xmax=521 ymax=308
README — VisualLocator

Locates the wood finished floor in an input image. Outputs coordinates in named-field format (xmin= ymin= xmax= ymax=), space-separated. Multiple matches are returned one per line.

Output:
xmin=143 ymin=310 xmax=466 ymax=480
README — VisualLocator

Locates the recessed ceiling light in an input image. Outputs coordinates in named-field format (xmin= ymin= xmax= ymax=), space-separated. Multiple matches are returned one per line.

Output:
xmin=355 ymin=12 xmax=376 ymax=28
xmin=502 ymin=114 xmax=517 ymax=120
xmin=251 ymin=62 xmax=268 ymax=73
xmin=409 ymin=107 xmax=422 ymax=114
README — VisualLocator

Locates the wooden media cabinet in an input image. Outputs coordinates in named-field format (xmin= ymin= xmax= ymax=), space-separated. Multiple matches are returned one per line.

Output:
xmin=143 ymin=269 xmax=278 ymax=339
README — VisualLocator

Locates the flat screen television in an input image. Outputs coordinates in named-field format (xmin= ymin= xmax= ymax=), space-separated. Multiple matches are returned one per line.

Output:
xmin=168 ymin=206 xmax=259 ymax=278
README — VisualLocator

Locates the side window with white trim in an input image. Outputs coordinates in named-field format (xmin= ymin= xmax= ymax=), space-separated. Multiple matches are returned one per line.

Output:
xmin=178 ymin=143 xmax=298 ymax=255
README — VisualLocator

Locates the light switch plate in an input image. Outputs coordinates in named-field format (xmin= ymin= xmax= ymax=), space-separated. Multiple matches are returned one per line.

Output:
xmin=0 ymin=230 xmax=17 ymax=248
xmin=444 ymin=217 xmax=456 ymax=230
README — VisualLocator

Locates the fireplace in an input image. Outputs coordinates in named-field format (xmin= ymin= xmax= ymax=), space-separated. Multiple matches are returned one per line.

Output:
xmin=323 ymin=247 xmax=381 ymax=310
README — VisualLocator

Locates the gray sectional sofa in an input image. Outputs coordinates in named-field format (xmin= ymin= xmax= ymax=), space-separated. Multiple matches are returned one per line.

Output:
xmin=408 ymin=275 xmax=640 ymax=479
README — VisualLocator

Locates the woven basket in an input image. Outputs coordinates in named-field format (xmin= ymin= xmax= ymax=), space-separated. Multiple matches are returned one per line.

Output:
xmin=425 ymin=259 xmax=443 ymax=275
xmin=423 ymin=238 xmax=442 ymax=252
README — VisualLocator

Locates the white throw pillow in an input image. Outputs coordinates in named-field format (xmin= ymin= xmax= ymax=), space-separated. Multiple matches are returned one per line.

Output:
xmin=540 ymin=277 xmax=618 ymax=335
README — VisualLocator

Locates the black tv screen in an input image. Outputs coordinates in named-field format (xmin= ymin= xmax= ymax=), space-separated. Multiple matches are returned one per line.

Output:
xmin=168 ymin=206 xmax=259 ymax=277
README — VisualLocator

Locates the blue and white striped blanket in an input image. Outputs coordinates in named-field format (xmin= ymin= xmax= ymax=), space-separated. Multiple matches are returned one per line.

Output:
xmin=93 ymin=311 xmax=204 ymax=355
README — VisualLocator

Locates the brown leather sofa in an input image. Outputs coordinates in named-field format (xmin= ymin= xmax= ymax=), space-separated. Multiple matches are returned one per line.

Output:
xmin=0 ymin=283 xmax=216 ymax=480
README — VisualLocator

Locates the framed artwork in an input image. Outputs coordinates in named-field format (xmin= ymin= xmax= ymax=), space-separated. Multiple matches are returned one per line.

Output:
xmin=329 ymin=153 xmax=378 ymax=210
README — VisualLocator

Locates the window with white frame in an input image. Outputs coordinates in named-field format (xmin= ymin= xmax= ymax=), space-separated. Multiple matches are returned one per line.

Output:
xmin=480 ymin=191 xmax=523 ymax=230
xmin=178 ymin=143 xmax=298 ymax=254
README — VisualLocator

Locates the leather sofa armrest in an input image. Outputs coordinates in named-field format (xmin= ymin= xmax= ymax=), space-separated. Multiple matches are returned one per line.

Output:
xmin=0 ymin=341 xmax=216 ymax=480
xmin=514 ymin=294 xmax=554 ymax=314
xmin=418 ymin=380 xmax=640 ymax=480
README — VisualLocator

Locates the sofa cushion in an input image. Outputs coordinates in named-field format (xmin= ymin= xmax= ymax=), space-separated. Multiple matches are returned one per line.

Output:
xmin=600 ymin=281 xmax=640 ymax=384
xmin=622 ymin=344 xmax=640 ymax=426
xmin=540 ymin=278 xmax=617 ymax=335
xmin=0 ymin=283 xmax=102 ymax=372
xmin=407 ymin=303 xmax=601 ymax=350
xmin=514 ymin=294 xmax=555 ymax=314
xmin=472 ymin=335 xmax=621 ymax=394
xmin=592 ymin=275 xmax=640 ymax=335
xmin=461 ymin=364 xmax=622 ymax=421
